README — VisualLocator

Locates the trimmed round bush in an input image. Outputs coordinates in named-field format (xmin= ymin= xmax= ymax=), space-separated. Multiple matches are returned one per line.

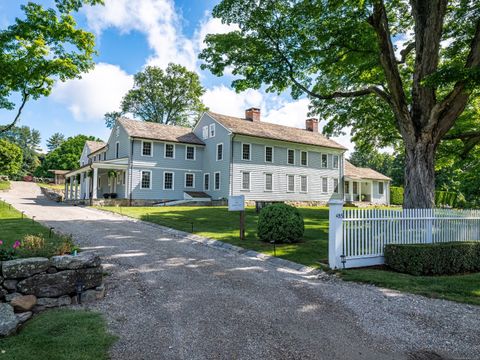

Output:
xmin=257 ymin=203 xmax=304 ymax=244
xmin=390 ymin=186 xmax=404 ymax=205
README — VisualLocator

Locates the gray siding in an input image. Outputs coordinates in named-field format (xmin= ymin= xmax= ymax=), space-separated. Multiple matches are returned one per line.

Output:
xmin=105 ymin=123 xmax=130 ymax=160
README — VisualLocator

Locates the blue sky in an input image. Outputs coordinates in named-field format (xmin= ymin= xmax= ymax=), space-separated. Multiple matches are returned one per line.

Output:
xmin=1 ymin=0 xmax=351 ymax=151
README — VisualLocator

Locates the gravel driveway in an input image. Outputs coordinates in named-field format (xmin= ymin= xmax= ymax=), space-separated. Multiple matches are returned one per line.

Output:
xmin=2 ymin=182 xmax=479 ymax=360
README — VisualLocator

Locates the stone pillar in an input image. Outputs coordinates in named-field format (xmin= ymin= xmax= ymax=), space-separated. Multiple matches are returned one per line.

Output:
xmin=92 ymin=168 xmax=98 ymax=199
xmin=328 ymin=199 xmax=344 ymax=269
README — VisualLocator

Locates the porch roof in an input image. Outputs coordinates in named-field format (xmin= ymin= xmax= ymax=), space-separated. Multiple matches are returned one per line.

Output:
xmin=344 ymin=160 xmax=391 ymax=181
xmin=65 ymin=160 xmax=128 ymax=177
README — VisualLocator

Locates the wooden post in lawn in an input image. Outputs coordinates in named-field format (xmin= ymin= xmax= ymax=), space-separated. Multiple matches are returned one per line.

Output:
xmin=228 ymin=195 xmax=245 ymax=240
xmin=239 ymin=210 xmax=245 ymax=240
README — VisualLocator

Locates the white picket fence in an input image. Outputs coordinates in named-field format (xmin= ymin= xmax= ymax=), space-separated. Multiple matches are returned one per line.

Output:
xmin=328 ymin=200 xmax=480 ymax=269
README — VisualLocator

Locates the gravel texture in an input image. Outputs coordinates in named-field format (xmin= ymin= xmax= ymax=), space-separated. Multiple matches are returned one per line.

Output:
xmin=2 ymin=182 xmax=479 ymax=360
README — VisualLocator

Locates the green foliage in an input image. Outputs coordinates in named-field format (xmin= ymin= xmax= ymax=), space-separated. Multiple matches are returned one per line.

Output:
xmin=46 ymin=132 xmax=66 ymax=152
xmin=385 ymin=242 xmax=480 ymax=276
xmin=435 ymin=191 xmax=459 ymax=207
xmin=257 ymin=204 xmax=304 ymax=244
xmin=0 ymin=1 xmax=100 ymax=131
xmin=0 ymin=126 xmax=41 ymax=174
xmin=35 ymin=135 xmax=99 ymax=177
xmin=390 ymin=186 xmax=404 ymax=205
xmin=105 ymin=64 xmax=207 ymax=128
xmin=0 ymin=139 xmax=22 ymax=176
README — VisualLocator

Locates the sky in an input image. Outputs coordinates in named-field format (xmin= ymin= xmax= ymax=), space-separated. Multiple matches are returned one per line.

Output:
xmin=1 ymin=0 xmax=352 ymax=152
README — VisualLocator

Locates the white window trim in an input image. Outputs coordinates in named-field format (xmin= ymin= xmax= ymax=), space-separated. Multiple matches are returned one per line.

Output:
xmin=300 ymin=150 xmax=308 ymax=166
xmin=287 ymin=149 xmax=295 ymax=165
xmin=214 ymin=171 xmax=221 ymax=190
xmin=140 ymin=170 xmax=152 ymax=190
xmin=115 ymin=141 xmax=120 ymax=158
xmin=184 ymin=173 xmax=195 ymax=188
xmin=264 ymin=173 xmax=273 ymax=192
xmin=321 ymin=177 xmax=329 ymax=193
xmin=209 ymin=123 xmax=216 ymax=138
xmin=264 ymin=146 xmax=274 ymax=163
xmin=204 ymin=173 xmax=210 ymax=191
xmin=216 ymin=143 xmax=223 ymax=161
xmin=163 ymin=171 xmax=174 ymax=190
xmin=332 ymin=154 xmax=339 ymax=169
xmin=185 ymin=145 xmax=196 ymax=161
xmin=241 ymin=171 xmax=251 ymax=191
xmin=164 ymin=143 xmax=176 ymax=159
xmin=202 ymin=126 xmax=209 ymax=140
xmin=300 ymin=175 xmax=308 ymax=193
xmin=141 ymin=140 xmax=153 ymax=157
xmin=241 ymin=143 xmax=251 ymax=161
xmin=321 ymin=153 xmax=328 ymax=168
xmin=287 ymin=174 xmax=295 ymax=192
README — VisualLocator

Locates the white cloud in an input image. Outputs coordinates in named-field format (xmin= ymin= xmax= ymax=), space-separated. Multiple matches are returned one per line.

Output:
xmin=202 ymin=85 xmax=264 ymax=117
xmin=83 ymin=0 xmax=196 ymax=70
xmin=52 ymin=63 xmax=133 ymax=122
xmin=194 ymin=12 xmax=239 ymax=51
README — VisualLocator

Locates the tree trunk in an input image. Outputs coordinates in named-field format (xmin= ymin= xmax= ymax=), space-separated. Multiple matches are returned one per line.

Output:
xmin=403 ymin=138 xmax=436 ymax=208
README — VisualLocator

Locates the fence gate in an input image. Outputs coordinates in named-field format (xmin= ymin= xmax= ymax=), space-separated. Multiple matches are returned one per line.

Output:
xmin=328 ymin=200 xmax=480 ymax=269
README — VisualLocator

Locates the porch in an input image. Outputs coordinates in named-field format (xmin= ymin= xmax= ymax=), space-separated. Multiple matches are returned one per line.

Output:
xmin=344 ymin=179 xmax=374 ymax=203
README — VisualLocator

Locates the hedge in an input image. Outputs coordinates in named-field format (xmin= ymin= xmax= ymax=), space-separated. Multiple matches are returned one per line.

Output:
xmin=390 ymin=186 xmax=404 ymax=205
xmin=257 ymin=203 xmax=304 ymax=244
xmin=385 ymin=242 xmax=480 ymax=275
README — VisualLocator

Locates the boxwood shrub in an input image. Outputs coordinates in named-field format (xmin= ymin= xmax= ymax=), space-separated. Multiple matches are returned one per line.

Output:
xmin=390 ymin=186 xmax=404 ymax=205
xmin=385 ymin=242 xmax=480 ymax=275
xmin=257 ymin=203 xmax=304 ymax=243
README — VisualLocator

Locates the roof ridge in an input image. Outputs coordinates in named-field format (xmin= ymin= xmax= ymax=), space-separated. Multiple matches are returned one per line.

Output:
xmin=117 ymin=117 xmax=193 ymax=131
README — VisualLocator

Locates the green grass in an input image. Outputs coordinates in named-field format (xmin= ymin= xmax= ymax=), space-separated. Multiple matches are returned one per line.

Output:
xmin=100 ymin=206 xmax=330 ymax=268
xmin=0 ymin=309 xmax=116 ymax=360
xmin=340 ymin=268 xmax=480 ymax=305
xmin=38 ymin=182 xmax=65 ymax=191
xmin=0 ymin=200 xmax=74 ymax=258
xmin=0 ymin=181 xmax=10 ymax=191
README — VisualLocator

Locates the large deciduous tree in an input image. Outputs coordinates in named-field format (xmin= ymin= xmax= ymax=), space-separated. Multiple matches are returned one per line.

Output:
xmin=0 ymin=139 xmax=23 ymax=176
xmin=0 ymin=0 xmax=103 ymax=133
xmin=104 ymin=64 xmax=207 ymax=128
xmin=199 ymin=0 xmax=480 ymax=208
xmin=0 ymin=126 xmax=41 ymax=174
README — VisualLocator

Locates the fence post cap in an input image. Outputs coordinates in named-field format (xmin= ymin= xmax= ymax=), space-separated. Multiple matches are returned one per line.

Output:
xmin=328 ymin=199 xmax=344 ymax=206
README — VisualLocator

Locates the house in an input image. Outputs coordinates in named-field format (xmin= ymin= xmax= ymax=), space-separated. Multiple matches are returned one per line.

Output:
xmin=64 ymin=108 xmax=391 ymax=206
xmin=47 ymin=170 xmax=69 ymax=185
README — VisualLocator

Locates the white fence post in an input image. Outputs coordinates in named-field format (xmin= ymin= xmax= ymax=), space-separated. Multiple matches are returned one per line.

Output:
xmin=328 ymin=199 xmax=344 ymax=269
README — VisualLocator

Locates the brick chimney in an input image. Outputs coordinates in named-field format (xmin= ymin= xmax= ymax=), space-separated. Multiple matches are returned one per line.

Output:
xmin=245 ymin=107 xmax=261 ymax=122
xmin=306 ymin=118 xmax=319 ymax=132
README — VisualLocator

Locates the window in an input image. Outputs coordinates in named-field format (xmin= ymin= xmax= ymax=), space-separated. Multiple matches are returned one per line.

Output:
xmin=115 ymin=142 xmax=119 ymax=158
xmin=287 ymin=149 xmax=295 ymax=165
xmin=204 ymin=173 xmax=210 ymax=191
xmin=287 ymin=175 xmax=295 ymax=192
xmin=345 ymin=181 xmax=350 ymax=194
xmin=142 ymin=141 xmax=152 ymax=156
xmin=123 ymin=171 xmax=126 ymax=185
xmin=117 ymin=172 xmax=122 ymax=185
xmin=300 ymin=175 xmax=308 ymax=192
xmin=322 ymin=177 xmax=328 ymax=193
xmin=241 ymin=172 xmax=250 ymax=190
xmin=378 ymin=182 xmax=384 ymax=195
xmin=186 ymin=146 xmax=195 ymax=160
xmin=333 ymin=155 xmax=339 ymax=169
xmin=141 ymin=171 xmax=151 ymax=189
xmin=116 ymin=126 xmax=120 ymax=137
xmin=164 ymin=143 xmax=175 ymax=158
xmin=242 ymin=143 xmax=251 ymax=161
xmin=333 ymin=178 xmax=339 ymax=193
xmin=321 ymin=154 xmax=328 ymax=168
xmin=353 ymin=182 xmax=358 ymax=194
xmin=103 ymin=153 xmax=106 ymax=161
xmin=265 ymin=146 xmax=273 ymax=163
xmin=214 ymin=172 xmax=220 ymax=190
xmin=202 ymin=126 xmax=209 ymax=140
xmin=301 ymin=151 xmax=308 ymax=166
xmin=264 ymin=173 xmax=273 ymax=191
xmin=216 ymin=143 xmax=223 ymax=161
xmin=185 ymin=173 xmax=194 ymax=188
xmin=163 ymin=172 xmax=174 ymax=190
xmin=209 ymin=123 xmax=215 ymax=138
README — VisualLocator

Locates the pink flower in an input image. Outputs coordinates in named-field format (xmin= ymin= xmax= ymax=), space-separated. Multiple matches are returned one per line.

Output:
xmin=0 ymin=240 xmax=3 ymax=245
xmin=13 ymin=240 xmax=21 ymax=249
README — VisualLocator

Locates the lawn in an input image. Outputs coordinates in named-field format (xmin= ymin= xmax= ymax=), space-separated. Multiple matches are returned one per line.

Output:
xmin=0 ymin=309 xmax=116 ymax=360
xmin=0 ymin=181 xmax=10 ymax=191
xmin=0 ymin=200 xmax=75 ymax=258
xmin=37 ymin=182 xmax=65 ymax=191
xmin=100 ymin=206 xmax=330 ymax=268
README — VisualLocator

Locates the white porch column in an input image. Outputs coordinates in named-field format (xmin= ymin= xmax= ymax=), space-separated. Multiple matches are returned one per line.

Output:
xmin=328 ymin=199 xmax=345 ymax=269
xmin=92 ymin=168 xmax=98 ymax=199
xmin=64 ymin=177 xmax=69 ymax=200
xmin=69 ymin=177 xmax=74 ymax=200
xmin=80 ymin=173 xmax=84 ymax=199
xmin=349 ymin=181 xmax=353 ymax=202
xmin=85 ymin=173 xmax=90 ymax=199
xmin=359 ymin=181 xmax=362 ymax=202
xmin=370 ymin=181 xmax=374 ymax=203
xmin=74 ymin=178 xmax=79 ymax=200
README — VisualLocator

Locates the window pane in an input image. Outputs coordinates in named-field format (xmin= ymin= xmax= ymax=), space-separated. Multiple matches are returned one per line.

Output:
xmin=116 ymin=143 xmax=119 ymax=158
xmin=242 ymin=144 xmax=250 ymax=160
xmin=353 ymin=182 xmax=358 ymax=194
xmin=265 ymin=147 xmax=273 ymax=162
xmin=185 ymin=174 xmax=194 ymax=187
xmin=142 ymin=142 xmax=152 ymax=156
xmin=215 ymin=173 xmax=220 ymax=189
xmin=322 ymin=177 xmax=328 ymax=192
xmin=345 ymin=181 xmax=350 ymax=193
xmin=287 ymin=175 xmax=295 ymax=191
xmin=141 ymin=171 xmax=150 ymax=189
xmin=321 ymin=154 xmax=328 ymax=168
xmin=288 ymin=150 xmax=295 ymax=164
xmin=164 ymin=173 xmax=173 ymax=189
xmin=301 ymin=176 xmax=307 ymax=192
xmin=379 ymin=182 xmax=384 ymax=194
xmin=242 ymin=172 xmax=250 ymax=190
xmin=204 ymin=174 xmax=209 ymax=190
xmin=333 ymin=155 xmax=339 ymax=169
xmin=165 ymin=144 xmax=174 ymax=158
xmin=217 ymin=144 xmax=223 ymax=160
xmin=203 ymin=126 xmax=208 ymax=139
xmin=209 ymin=124 xmax=215 ymax=137
xmin=301 ymin=151 xmax=307 ymax=165
xmin=186 ymin=146 xmax=195 ymax=159
xmin=265 ymin=173 xmax=272 ymax=191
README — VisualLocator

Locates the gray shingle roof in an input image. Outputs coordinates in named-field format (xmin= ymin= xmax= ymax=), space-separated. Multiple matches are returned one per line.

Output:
xmin=207 ymin=111 xmax=347 ymax=150
xmin=345 ymin=160 xmax=391 ymax=181
xmin=85 ymin=140 xmax=106 ymax=153
xmin=118 ymin=117 xmax=204 ymax=145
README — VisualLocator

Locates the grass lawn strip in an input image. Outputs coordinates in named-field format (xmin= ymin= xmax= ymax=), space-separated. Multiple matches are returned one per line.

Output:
xmin=0 ymin=181 xmax=10 ymax=191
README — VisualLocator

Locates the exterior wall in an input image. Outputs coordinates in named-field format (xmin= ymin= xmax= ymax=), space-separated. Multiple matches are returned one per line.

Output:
xmin=230 ymin=135 xmax=344 ymax=202
xmin=193 ymin=113 xmax=232 ymax=200
xmin=105 ymin=123 xmax=130 ymax=160
xmin=371 ymin=180 xmax=389 ymax=204
xmin=79 ymin=145 xmax=89 ymax=167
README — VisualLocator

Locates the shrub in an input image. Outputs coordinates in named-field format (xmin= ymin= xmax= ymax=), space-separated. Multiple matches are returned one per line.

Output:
xmin=385 ymin=242 xmax=480 ymax=275
xmin=390 ymin=186 xmax=404 ymax=205
xmin=22 ymin=234 xmax=45 ymax=251
xmin=257 ymin=203 xmax=304 ymax=244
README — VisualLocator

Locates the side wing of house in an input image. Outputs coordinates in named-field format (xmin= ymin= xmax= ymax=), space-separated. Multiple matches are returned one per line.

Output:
xmin=79 ymin=144 xmax=90 ymax=167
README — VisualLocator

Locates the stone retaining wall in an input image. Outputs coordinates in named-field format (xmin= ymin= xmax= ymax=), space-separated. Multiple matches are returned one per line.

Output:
xmin=40 ymin=186 xmax=64 ymax=202
xmin=0 ymin=252 xmax=104 ymax=336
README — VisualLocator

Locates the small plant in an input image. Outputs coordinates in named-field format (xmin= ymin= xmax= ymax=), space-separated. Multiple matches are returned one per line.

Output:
xmin=257 ymin=203 xmax=304 ymax=244
xmin=56 ymin=235 xmax=75 ymax=255
xmin=0 ymin=239 xmax=21 ymax=261
xmin=22 ymin=234 xmax=46 ymax=251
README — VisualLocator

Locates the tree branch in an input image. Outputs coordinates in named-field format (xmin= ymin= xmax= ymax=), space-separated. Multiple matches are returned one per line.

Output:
xmin=397 ymin=42 xmax=415 ymax=64
xmin=0 ymin=91 xmax=29 ymax=134
xmin=443 ymin=131 xmax=480 ymax=140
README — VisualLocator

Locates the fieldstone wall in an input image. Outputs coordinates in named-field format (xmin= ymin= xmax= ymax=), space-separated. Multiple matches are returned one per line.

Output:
xmin=0 ymin=252 xmax=104 ymax=336
xmin=40 ymin=186 xmax=64 ymax=202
